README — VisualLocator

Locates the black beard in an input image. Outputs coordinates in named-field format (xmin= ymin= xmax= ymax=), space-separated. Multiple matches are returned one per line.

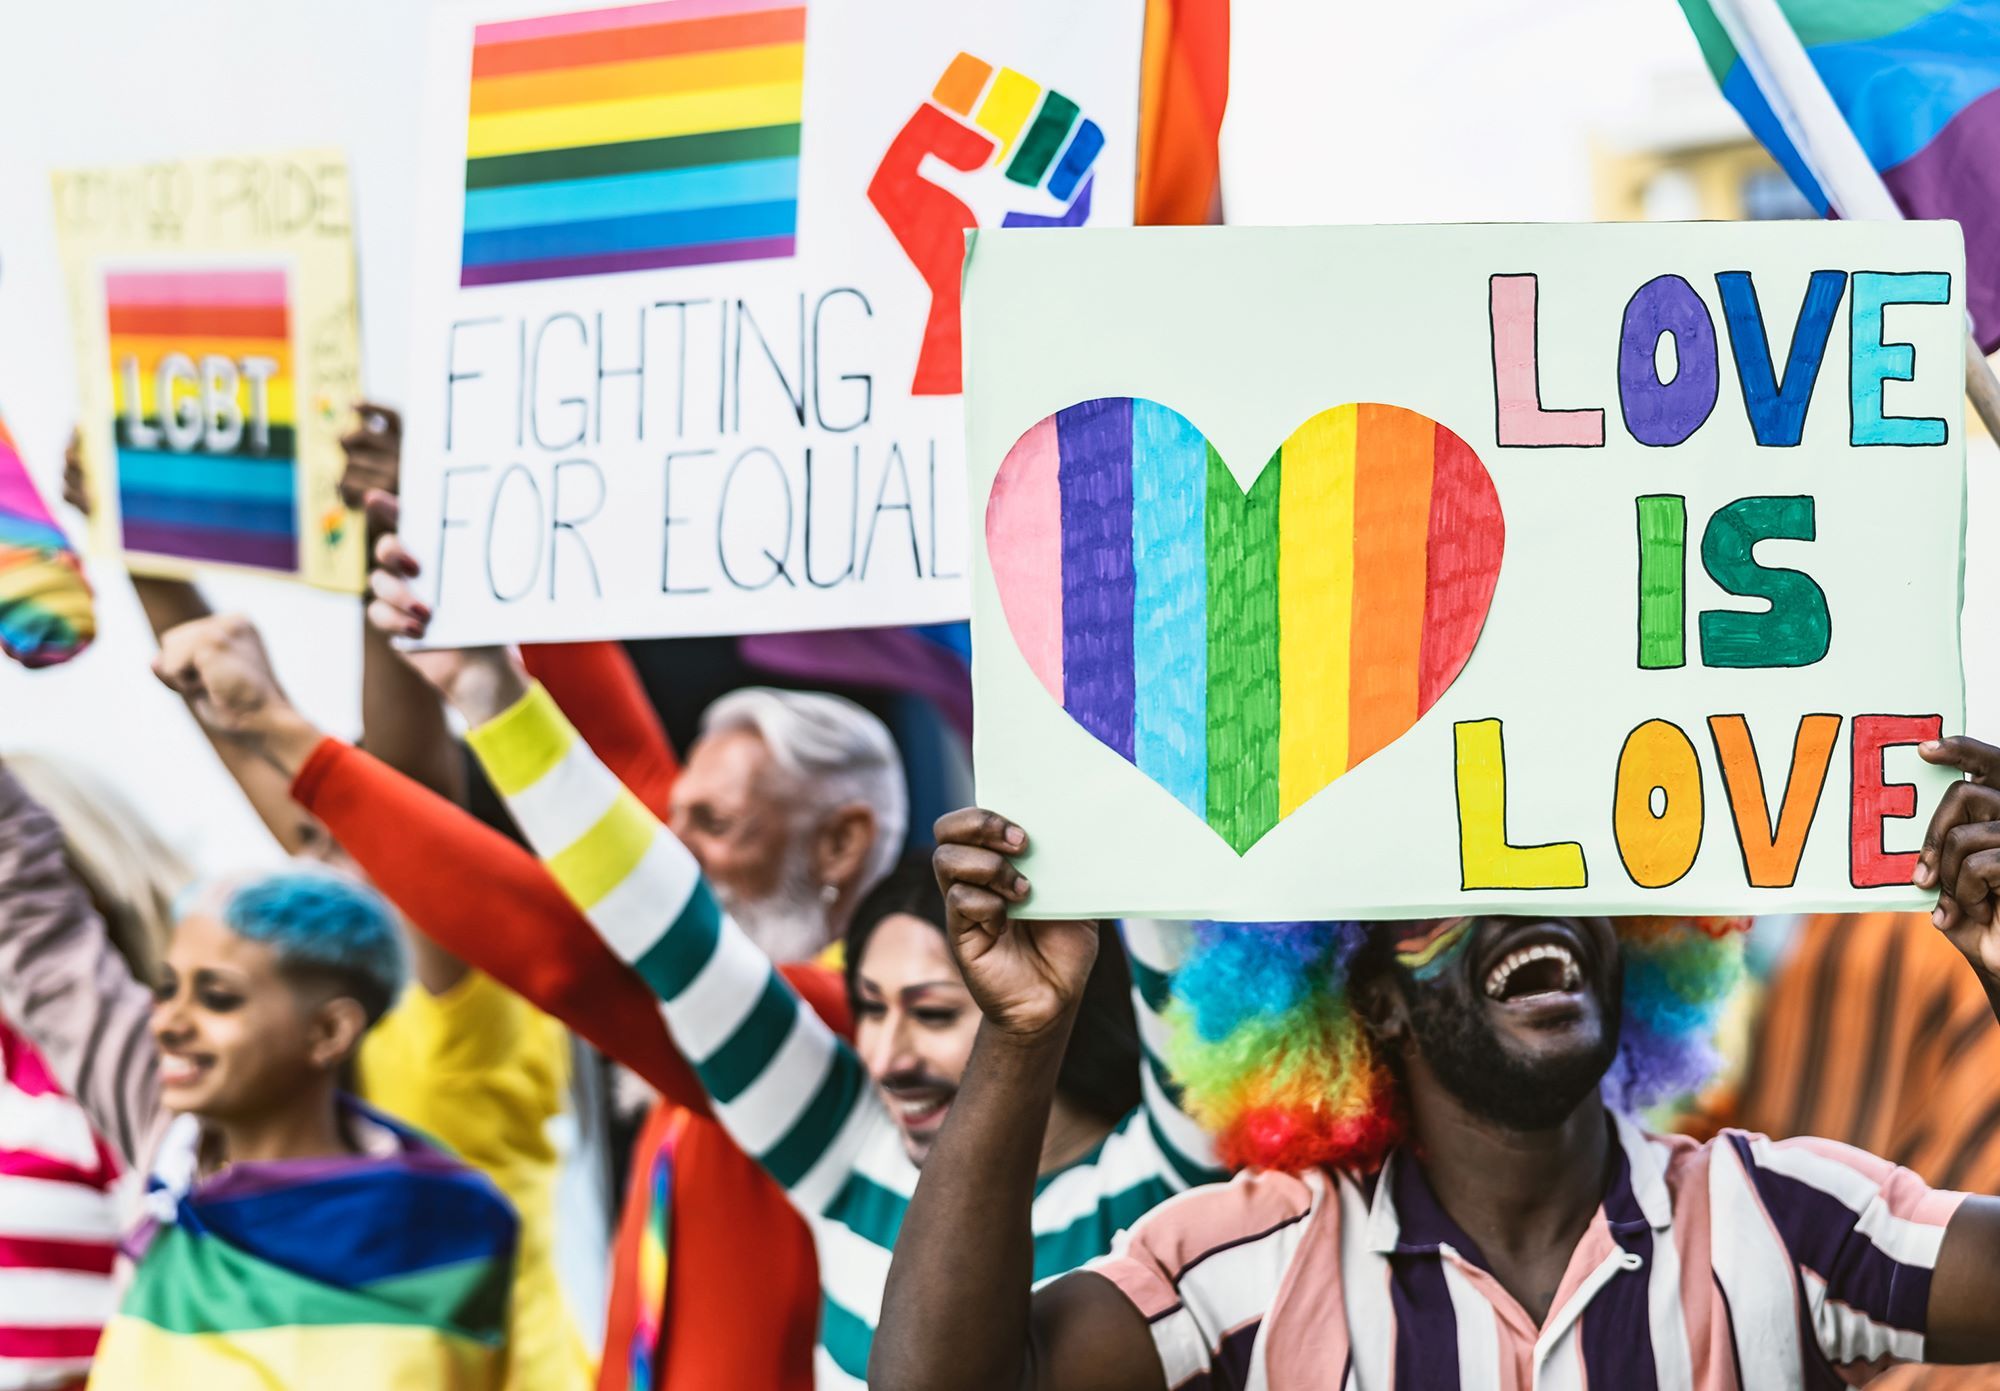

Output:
xmin=1400 ymin=973 xmax=1623 ymax=1131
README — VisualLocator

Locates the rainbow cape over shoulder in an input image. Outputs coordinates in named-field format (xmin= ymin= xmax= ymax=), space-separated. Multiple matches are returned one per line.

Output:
xmin=0 ymin=414 xmax=94 ymax=668
xmin=88 ymin=1105 xmax=517 ymax=1390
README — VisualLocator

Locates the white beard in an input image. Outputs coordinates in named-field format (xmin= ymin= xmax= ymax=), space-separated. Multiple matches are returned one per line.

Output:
xmin=718 ymin=841 xmax=835 ymax=963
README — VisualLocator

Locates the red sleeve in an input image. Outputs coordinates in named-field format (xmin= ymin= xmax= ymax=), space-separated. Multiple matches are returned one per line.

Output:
xmin=293 ymin=736 xmax=711 ymax=1111
xmin=520 ymin=642 xmax=679 ymax=817
xmin=782 ymin=962 xmax=854 ymax=1039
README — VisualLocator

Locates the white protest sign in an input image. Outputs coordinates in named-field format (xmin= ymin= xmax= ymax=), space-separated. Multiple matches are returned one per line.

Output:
xmin=399 ymin=0 xmax=1144 ymax=643
xmin=965 ymin=223 xmax=1966 ymax=920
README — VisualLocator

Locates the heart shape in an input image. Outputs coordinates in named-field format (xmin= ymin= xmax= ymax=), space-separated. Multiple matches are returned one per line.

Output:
xmin=986 ymin=398 xmax=1505 ymax=854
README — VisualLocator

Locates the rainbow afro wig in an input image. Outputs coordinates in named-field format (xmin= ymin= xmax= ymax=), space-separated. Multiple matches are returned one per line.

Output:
xmin=1164 ymin=916 xmax=1748 ymax=1174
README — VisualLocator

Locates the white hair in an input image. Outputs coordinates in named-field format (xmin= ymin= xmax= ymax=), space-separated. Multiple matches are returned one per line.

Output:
xmin=700 ymin=687 xmax=907 ymax=896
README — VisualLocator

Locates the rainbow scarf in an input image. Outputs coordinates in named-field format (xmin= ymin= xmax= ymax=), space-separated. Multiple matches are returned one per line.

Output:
xmin=1679 ymin=0 xmax=2000 ymax=349
xmin=0 ymin=415 xmax=93 ymax=668
xmin=87 ymin=1104 xmax=517 ymax=1390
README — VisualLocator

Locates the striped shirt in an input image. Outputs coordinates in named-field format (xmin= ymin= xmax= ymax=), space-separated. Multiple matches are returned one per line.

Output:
xmin=466 ymin=684 xmax=1221 ymax=1390
xmin=1091 ymin=1112 xmax=1969 ymax=1390
xmin=0 ymin=1018 xmax=123 ymax=1391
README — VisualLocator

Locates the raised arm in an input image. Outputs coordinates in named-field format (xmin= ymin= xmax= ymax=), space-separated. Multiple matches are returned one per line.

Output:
xmin=520 ymin=640 xmax=679 ymax=817
xmin=0 ymin=761 xmax=163 ymax=1169
xmin=869 ymin=809 xmax=1164 ymax=1391
xmin=454 ymin=665 xmax=875 ymax=1211
xmin=365 ymin=505 xmax=884 ymax=1211
xmin=1905 ymin=735 xmax=2000 ymax=1360
xmin=64 ymin=429 xmax=314 ymax=854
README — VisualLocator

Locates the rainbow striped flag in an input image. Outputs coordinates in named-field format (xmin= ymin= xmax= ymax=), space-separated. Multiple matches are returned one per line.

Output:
xmin=105 ymin=268 xmax=300 ymax=573
xmin=88 ymin=1109 xmax=517 ymax=1390
xmin=461 ymin=0 xmax=807 ymax=287
xmin=0 ymin=414 xmax=94 ymax=668
xmin=1680 ymin=0 xmax=2000 ymax=350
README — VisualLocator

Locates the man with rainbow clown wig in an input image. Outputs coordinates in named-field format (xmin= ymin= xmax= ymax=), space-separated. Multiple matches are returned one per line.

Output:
xmin=872 ymin=774 xmax=2000 ymax=1390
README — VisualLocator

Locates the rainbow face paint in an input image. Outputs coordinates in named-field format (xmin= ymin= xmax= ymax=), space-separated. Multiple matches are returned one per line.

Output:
xmin=1393 ymin=916 xmax=1473 ymax=981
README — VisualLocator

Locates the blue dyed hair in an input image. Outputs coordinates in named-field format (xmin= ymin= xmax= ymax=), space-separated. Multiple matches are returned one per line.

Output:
xmin=216 ymin=871 xmax=406 ymax=1024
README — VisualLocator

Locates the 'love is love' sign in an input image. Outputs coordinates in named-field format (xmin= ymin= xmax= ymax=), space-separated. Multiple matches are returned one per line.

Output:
xmin=964 ymin=223 xmax=1966 ymax=920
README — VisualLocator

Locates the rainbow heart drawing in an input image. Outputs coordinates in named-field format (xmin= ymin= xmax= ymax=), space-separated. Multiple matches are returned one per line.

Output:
xmin=986 ymin=398 xmax=1505 ymax=854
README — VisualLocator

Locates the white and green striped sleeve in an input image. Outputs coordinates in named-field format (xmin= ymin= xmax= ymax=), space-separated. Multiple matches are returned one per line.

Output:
xmin=1120 ymin=919 xmax=1222 ymax=1190
xmin=465 ymin=682 xmax=874 ymax=1211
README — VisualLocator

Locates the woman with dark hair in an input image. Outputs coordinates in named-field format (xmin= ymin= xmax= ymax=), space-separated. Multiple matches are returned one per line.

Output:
xmin=843 ymin=856 xmax=1140 ymax=1165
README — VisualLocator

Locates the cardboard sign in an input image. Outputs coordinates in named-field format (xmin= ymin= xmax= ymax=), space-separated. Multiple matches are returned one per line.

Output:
xmin=53 ymin=150 xmax=365 ymax=591
xmin=964 ymin=223 xmax=1967 ymax=920
xmin=397 ymin=0 xmax=1145 ymax=645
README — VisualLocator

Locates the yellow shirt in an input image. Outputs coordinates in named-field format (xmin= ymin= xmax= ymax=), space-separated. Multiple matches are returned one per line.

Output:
xmin=359 ymin=971 xmax=590 ymax=1391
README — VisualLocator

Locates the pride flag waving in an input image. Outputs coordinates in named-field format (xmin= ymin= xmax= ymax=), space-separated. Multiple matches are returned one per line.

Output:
xmin=0 ymin=414 xmax=94 ymax=668
xmin=1678 ymin=0 xmax=2000 ymax=352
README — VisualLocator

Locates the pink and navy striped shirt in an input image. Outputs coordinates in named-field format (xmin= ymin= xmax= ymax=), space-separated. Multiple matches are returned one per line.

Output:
xmin=0 ymin=1018 xmax=122 ymax=1390
xmin=1089 ymin=1113 xmax=1967 ymax=1390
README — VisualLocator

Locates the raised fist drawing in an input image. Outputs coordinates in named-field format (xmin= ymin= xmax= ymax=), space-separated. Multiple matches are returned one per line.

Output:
xmin=868 ymin=53 xmax=1104 ymax=396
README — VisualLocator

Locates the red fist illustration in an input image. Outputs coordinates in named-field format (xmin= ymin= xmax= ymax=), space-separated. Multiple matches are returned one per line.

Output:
xmin=868 ymin=54 xmax=1103 ymax=396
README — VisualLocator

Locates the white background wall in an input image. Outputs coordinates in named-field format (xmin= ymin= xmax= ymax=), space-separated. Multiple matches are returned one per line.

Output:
xmin=0 ymin=0 xmax=1990 ymax=873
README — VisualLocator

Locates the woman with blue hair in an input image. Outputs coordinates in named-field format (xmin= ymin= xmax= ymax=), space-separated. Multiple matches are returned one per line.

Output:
xmin=0 ymin=761 xmax=518 ymax=1388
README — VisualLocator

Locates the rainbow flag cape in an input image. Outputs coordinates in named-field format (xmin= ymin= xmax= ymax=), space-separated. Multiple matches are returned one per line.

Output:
xmin=0 ymin=415 xmax=94 ymax=668
xmin=1679 ymin=0 xmax=2000 ymax=350
xmin=88 ymin=1106 xmax=517 ymax=1390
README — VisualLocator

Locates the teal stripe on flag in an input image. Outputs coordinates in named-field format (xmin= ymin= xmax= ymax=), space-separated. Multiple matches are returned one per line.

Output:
xmin=463 ymin=157 xmax=802 ymax=232
xmin=116 ymin=448 xmax=297 ymax=502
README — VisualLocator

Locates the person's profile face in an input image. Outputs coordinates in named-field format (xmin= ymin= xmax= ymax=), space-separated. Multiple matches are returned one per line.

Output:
xmin=669 ymin=727 xmax=797 ymax=907
xmin=852 ymin=913 xmax=979 ymax=1166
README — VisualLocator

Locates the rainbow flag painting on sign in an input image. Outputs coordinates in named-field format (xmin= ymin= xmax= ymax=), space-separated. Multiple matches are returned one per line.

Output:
xmin=986 ymin=397 xmax=1503 ymax=856
xmin=1679 ymin=0 xmax=2000 ymax=351
xmin=105 ymin=268 xmax=300 ymax=574
xmin=461 ymin=0 xmax=808 ymax=287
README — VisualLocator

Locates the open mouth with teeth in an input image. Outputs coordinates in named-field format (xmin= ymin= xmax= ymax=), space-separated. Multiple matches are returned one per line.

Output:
xmin=1483 ymin=941 xmax=1583 ymax=1003
xmin=158 ymin=1052 xmax=215 ymax=1090
xmin=883 ymin=1088 xmax=955 ymax=1133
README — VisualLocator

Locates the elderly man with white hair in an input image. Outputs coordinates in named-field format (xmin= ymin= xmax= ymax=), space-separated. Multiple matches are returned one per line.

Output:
xmin=668 ymin=687 xmax=908 ymax=962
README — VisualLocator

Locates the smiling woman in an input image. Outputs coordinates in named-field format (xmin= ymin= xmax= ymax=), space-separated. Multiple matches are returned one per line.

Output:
xmin=0 ymin=764 xmax=519 ymax=1390
xmin=843 ymin=856 xmax=1140 ymax=1166
xmin=150 ymin=872 xmax=404 ymax=1145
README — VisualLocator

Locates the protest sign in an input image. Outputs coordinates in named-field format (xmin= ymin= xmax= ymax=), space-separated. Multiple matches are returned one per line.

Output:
xmin=965 ymin=222 xmax=1967 ymax=919
xmin=53 ymin=150 xmax=365 ymax=590
xmin=397 ymin=0 xmax=1145 ymax=645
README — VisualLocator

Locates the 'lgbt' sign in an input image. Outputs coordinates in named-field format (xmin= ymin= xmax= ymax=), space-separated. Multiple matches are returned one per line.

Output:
xmin=106 ymin=268 xmax=299 ymax=572
xmin=964 ymin=223 xmax=1967 ymax=921
xmin=54 ymin=149 xmax=365 ymax=591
